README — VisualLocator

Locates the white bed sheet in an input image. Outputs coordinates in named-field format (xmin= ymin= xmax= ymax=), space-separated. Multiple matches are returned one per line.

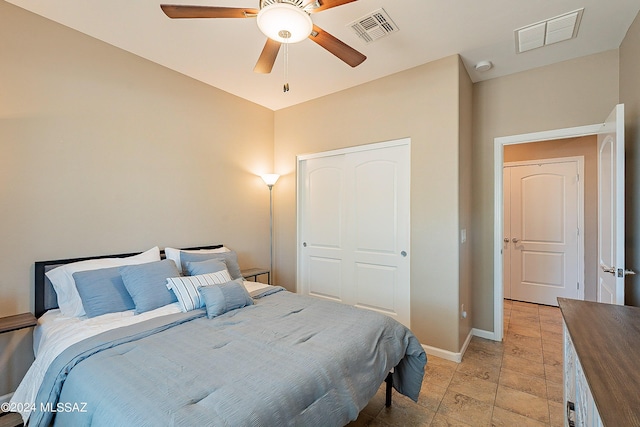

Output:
xmin=13 ymin=280 xmax=270 ymax=423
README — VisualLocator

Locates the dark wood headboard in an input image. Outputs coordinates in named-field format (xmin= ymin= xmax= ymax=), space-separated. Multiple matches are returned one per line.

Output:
xmin=34 ymin=245 xmax=223 ymax=318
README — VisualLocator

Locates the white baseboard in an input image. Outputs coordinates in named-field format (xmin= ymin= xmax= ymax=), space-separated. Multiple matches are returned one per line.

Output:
xmin=422 ymin=343 xmax=463 ymax=363
xmin=0 ymin=392 xmax=13 ymax=405
xmin=472 ymin=328 xmax=498 ymax=341
xmin=422 ymin=328 xmax=472 ymax=363
xmin=421 ymin=328 xmax=499 ymax=363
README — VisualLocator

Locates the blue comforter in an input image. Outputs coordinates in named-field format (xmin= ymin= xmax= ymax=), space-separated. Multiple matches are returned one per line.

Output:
xmin=31 ymin=288 xmax=426 ymax=426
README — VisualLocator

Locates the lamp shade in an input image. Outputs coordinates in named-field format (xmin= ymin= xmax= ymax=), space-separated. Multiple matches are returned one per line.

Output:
xmin=256 ymin=3 xmax=313 ymax=43
xmin=261 ymin=174 xmax=280 ymax=187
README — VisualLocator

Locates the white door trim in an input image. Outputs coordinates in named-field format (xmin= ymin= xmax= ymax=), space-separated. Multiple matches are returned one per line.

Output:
xmin=493 ymin=124 xmax=601 ymax=342
xmin=503 ymin=156 xmax=585 ymax=303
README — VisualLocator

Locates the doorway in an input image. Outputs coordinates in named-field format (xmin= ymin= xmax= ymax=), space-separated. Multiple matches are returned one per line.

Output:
xmin=503 ymin=157 xmax=585 ymax=306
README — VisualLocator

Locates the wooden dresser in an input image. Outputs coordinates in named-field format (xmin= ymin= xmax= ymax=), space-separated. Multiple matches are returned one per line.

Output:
xmin=559 ymin=298 xmax=640 ymax=427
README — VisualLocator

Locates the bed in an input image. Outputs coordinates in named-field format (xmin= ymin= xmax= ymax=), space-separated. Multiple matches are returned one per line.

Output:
xmin=12 ymin=245 xmax=426 ymax=426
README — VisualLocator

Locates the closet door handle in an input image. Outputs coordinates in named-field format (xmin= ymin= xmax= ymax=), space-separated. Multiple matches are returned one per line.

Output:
xmin=512 ymin=238 xmax=519 ymax=243
xmin=503 ymin=238 xmax=509 ymax=243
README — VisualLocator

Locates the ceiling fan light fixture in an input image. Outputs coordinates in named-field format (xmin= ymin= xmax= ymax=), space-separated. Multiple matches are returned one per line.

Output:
xmin=257 ymin=3 xmax=313 ymax=43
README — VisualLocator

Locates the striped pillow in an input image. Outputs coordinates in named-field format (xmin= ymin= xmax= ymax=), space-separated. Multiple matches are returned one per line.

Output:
xmin=166 ymin=270 xmax=232 ymax=312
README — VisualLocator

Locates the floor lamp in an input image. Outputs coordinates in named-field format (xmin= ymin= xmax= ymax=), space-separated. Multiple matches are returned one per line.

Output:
xmin=261 ymin=174 xmax=279 ymax=284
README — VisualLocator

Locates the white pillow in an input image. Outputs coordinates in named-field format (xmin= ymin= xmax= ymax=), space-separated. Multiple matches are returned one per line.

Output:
xmin=166 ymin=270 xmax=232 ymax=312
xmin=46 ymin=247 xmax=161 ymax=318
xmin=164 ymin=246 xmax=230 ymax=274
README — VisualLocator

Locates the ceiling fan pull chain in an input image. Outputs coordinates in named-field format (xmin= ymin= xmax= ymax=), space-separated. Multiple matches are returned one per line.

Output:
xmin=282 ymin=30 xmax=290 ymax=93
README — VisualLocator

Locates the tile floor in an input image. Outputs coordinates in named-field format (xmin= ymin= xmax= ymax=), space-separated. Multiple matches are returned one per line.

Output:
xmin=348 ymin=299 xmax=565 ymax=426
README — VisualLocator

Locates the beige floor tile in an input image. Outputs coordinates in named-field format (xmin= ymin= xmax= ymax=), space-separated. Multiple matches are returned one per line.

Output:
xmin=499 ymin=368 xmax=548 ymax=399
xmin=430 ymin=413 xmax=474 ymax=426
xmin=545 ymin=363 xmax=563 ymax=384
xmin=504 ymin=331 xmax=543 ymax=348
xmin=461 ymin=347 xmax=503 ymax=367
xmin=549 ymin=401 xmax=565 ymax=427
xmin=447 ymin=371 xmax=498 ymax=404
xmin=546 ymin=381 xmax=563 ymax=404
xmin=504 ymin=341 xmax=544 ymax=363
xmin=541 ymin=328 xmax=563 ymax=344
xmin=416 ymin=383 xmax=446 ymax=412
xmin=423 ymin=361 xmax=456 ymax=389
xmin=490 ymin=406 xmax=549 ymax=427
xmin=511 ymin=301 xmax=540 ymax=313
xmin=542 ymin=347 xmax=563 ymax=368
xmin=540 ymin=314 xmax=562 ymax=332
xmin=375 ymin=394 xmax=434 ymax=426
xmin=495 ymin=385 xmax=550 ymax=423
xmin=509 ymin=310 xmax=540 ymax=328
xmin=507 ymin=323 xmax=542 ymax=338
xmin=456 ymin=355 xmax=502 ymax=384
xmin=542 ymin=336 xmax=563 ymax=354
xmin=465 ymin=337 xmax=504 ymax=359
xmin=501 ymin=354 xmax=546 ymax=379
xmin=437 ymin=390 xmax=493 ymax=427
xmin=427 ymin=354 xmax=459 ymax=370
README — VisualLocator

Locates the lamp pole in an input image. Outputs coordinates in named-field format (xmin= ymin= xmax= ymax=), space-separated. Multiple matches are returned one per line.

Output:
xmin=268 ymin=183 xmax=274 ymax=285
xmin=261 ymin=174 xmax=280 ymax=284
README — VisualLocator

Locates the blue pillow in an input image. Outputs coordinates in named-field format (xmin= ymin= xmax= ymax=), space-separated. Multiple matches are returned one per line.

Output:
xmin=120 ymin=259 xmax=180 ymax=314
xmin=73 ymin=267 xmax=135 ymax=318
xmin=200 ymin=278 xmax=253 ymax=319
xmin=184 ymin=258 xmax=227 ymax=276
xmin=180 ymin=250 xmax=242 ymax=280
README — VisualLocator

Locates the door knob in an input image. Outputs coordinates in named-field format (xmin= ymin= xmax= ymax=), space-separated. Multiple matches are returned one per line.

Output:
xmin=503 ymin=238 xmax=509 ymax=243
xmin=600 ymin=264 xmax=616 ymax=274
xmin=512 ymin=238 xmax=519 ymax=243
xmin=401 ymin=251 xmax=407 ymax=257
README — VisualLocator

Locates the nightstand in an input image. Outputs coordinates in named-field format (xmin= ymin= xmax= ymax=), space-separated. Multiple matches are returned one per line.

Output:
xmin=241 ymin=268 xmax=270 ymax=284
xmin=0 ymin=313 xmax=34 ymax=427
xmin=0 ymin=411 xmax=23 ymax=427
xmin=0 ymin=313 xmax=37 ymax=335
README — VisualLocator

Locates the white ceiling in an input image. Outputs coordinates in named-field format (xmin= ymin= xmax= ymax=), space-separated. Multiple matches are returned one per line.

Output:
xmin=7 ymin=0 xmax=640 ymax=111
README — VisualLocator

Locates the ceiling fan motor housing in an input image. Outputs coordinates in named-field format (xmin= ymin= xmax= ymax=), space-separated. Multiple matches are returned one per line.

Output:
xmin=257 ymin=0 xmax=313 ymax=43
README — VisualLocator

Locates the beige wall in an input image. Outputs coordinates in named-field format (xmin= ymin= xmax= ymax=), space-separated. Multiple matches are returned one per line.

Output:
xmin=274 ymin=55 xmax=470 ymax=352
xmin=0 ymin=2 xmax=274 ymax=395
xmin=472 ymin=50 xmax=620 ymax=331
xmin=620 ymin=11 xmax=640 ymax=306
xmin=458 ymin=61 xmax=473 ymax=347
xmin=504 ymin=136 xmax=598 ymax=301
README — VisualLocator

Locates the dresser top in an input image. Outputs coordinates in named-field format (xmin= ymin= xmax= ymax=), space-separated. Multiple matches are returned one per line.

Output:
xmin=559 ymin=298 xmax=640 ymax=427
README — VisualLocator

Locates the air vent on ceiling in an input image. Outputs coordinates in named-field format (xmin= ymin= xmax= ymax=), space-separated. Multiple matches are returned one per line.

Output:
xmin=349 ymin=8 xmax=399 ymax=44
xmin=515 ymin=8 xmax=584 ymax=53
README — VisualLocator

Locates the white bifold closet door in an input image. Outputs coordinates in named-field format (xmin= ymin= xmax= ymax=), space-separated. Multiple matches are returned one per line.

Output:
xmin=298 ymin=140 xmax=411 ymax=327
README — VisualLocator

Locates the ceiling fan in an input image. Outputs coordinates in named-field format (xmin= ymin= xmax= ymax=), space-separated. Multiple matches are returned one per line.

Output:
xmin=160 ymin=0 xmax=367 ymax=74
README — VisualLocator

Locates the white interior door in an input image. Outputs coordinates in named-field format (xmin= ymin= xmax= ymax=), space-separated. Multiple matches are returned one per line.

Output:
xmin=503 ymin=168 xmax=512 ymax=299
xmin=504 ymin=160 xmax=581 ymax=306
xmin=597 ymin=104 xmax=626 ymax=304
xmin=298 ymin=140 xmax=411 ymax=327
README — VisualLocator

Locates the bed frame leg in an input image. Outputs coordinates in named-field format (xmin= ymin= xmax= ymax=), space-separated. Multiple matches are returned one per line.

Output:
xmin=385 ymin=372 xmax=393 ymax=407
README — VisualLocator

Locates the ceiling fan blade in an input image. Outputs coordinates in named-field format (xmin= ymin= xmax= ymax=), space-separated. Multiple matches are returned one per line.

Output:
xmin=160 ymin=5 xmax=258 ymax=19
xmin=305 ymin=0 xmax=358 ymax=13
xmin=254 ymin=38 xmax=282 ymax=74
xmin=308 ymin=25 xmax=366 ymax=68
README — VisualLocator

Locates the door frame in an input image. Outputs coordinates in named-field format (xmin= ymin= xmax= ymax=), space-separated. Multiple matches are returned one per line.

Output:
xmin=493 ymin=124 xmax=601 ymax=342
xmin=503 ymin=156 xmax=585 ymax=304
